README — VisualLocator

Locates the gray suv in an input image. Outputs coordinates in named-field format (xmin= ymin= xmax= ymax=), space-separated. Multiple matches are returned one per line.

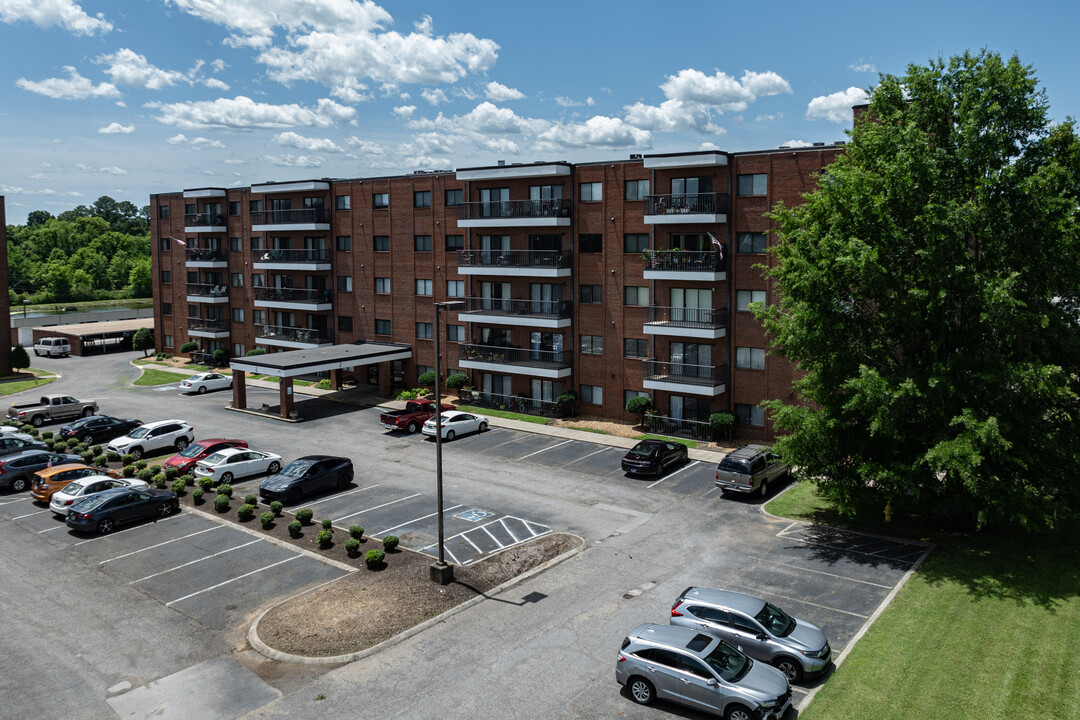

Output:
xmin=616 ymin=622 xmax=791 ymax=720
xmin=714 ymin=444 xmax=789 ymax=497
xmin=670 ymin=588 xmax=831 ymax=682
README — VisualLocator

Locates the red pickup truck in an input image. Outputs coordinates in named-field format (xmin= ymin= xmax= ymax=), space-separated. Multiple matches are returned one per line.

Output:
xmin=379 ymin=400 xmax=454 ymax=434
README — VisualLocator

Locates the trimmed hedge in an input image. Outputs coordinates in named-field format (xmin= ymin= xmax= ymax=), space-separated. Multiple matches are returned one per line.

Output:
xmin=382 ymin=535 xmax=399 ymax=551
xmin=295 ymin=508 xmax=314 ymax=525
xmin=364 ymin=548 xmax=385 ymax=568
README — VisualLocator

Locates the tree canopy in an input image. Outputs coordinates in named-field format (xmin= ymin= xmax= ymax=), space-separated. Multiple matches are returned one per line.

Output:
xmin=758 ymin=50 xmax=1080 ymax=530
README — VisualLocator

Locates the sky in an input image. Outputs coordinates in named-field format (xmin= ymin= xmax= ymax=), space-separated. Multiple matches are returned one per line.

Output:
xmin=1 ymin=0 xmax=1078 ymax=225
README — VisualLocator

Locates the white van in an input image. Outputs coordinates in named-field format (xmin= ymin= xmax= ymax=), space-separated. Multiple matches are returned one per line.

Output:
xmin=33 ymin=337 xmax=71 ymax=357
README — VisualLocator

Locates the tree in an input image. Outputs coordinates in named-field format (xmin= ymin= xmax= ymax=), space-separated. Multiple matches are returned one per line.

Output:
xmin=758 ymin=51 xmax=1080 ymax=530
xmin=133 ymin=327 xmax=154 ymax=357
xmin=10 ymin=345 xmax=29 ymax=373
xmin=25 ymin=210 xmax=52 ymax=228
xmin=626 ymin=395 xmax=653 ymax=425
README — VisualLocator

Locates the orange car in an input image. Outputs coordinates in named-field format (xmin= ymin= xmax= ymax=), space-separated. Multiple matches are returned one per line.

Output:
xmin=29 ymin=463 xmax=122 ymax=502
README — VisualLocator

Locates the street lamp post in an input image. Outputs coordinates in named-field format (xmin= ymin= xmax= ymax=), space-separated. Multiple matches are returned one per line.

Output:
xmin=430 ymin=299 xmax=466 ymax=585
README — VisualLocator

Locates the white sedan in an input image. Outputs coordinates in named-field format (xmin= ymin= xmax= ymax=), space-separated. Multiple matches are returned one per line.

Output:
xmin=180 ymin=372 xmax=232 ymax=394
xmin=193 ymin=448 xmax=283 ymax=484
xmin=50 ymin=476 xmax=148 ymax=516
xmin=421 ymin=410 xmax=489 ymax=440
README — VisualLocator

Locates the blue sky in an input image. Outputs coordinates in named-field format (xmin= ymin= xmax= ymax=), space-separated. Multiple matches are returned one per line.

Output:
xmin=1 ymin=0 xmax=1078 ymax=225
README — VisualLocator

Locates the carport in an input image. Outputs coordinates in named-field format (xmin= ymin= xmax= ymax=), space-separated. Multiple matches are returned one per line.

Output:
xmin=228 ymin=341 xmax=412 ymax=420
xmin=30 ymin=317 xmax=152 ymax=356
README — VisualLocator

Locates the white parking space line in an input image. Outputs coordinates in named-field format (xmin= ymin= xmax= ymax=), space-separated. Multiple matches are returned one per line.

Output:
xmin=372 ymin=504 xmax=464 ymax=537
xmin=131 ymin=539 xmax=263 ymax=584
xmin=332 ymin=493 xmax=423 ymax=524
xmin=564 ymin=446 xmax=615 ymax=464
xmin=12 ymin=509 xmax=51 ymax=520
xmin=727 ymin=583 xmax=869 ymax=619
xmin=481 ymin=435 xmax=529 ymax=453
xmin=0 ymin=497 xmax=34 ymax=507
xmin=296 ymin=483 xmax=380 ymax=508
xmin=647 ymin=460 xmax=700 ymax=488
xmin=744 ymin=554 xmax=893 ymax=589
xmin=166 ymin=555 xmax=300 ymax=606
xmin=501 ymin=518 xmax=520 ymax=543
xmin=516 ymin=439 xmax=574 ymax=461
xmin=38 ymin=524 xmax=67 ymax=534
xmin=442 ymin=545 xmax=461 ymax=564
xmin=521 ymin=519 xmax=546 ymax=537
xmin=480 ymin=524 xmax=505 ymax=548
xmin=100 ymin=525 xmax=224 ymax=565
xmin=73 ymin=513 xmax=184 ymax=546
xmin=462 ymin=534 xmax=482 ymax=552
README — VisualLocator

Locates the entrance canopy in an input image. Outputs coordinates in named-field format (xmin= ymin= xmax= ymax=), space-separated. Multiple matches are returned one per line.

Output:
xmin=230 ymin=341 xmax=412 ymax=378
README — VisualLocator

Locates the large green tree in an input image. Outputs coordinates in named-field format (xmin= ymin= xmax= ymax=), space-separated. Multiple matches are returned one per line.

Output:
xmin=759 ymin=51 xmax=1080 ymax=529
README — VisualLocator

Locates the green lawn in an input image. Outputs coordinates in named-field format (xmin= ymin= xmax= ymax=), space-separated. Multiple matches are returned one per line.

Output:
xmin=769 ymin=482 xmax=1080 ymax=720
xmin=453 ymin=405 xmax=549 ymax=424
xmin=0 ymin=371 xmax=58 ymax=396
xmin=566 ymin=426 xmax=612 ymax=435
xmin=632 ymin=433 xmax=700 ymax=449
xmin=133 ymin=368 xmax=191 ymax=386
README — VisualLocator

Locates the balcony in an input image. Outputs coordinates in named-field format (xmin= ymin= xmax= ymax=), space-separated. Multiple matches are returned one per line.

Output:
xmin=457 ymin=199 xmax=572 ymax=228
xmin=458 ymin=343 xmax=572 ymax=379
xmin=183 ymin=212 xmax=227 ymax=233
xmin=185 ymin=247 xmax=228 ymax=268
xmin=251 ymin=208 xmax=331 ymax=232
xmin=252 ymin=248 xmax=332 ymax=271
xmin=642 ymin=360 xmax=727 ymax=396
xmin=252 ymin=286 xmax=333 ymax=311
xmin=643 ymin=306 xmax=727 ymax=339
xmin=459 ymin=297 xmax=572 ymax=328
xmin=456 ymin=249 xmax=572 ymax=278
xmin=256 ymin=323 xmax=333 ymax=350
xmin=643 ymin=193 xmax=728 ymax=225
xmin=186 ymin=316 xmax=230 ymax=339
xmin=642 ymin=249 xmax=727 ymax=281
xmin=185 ymin=283 xmax=229 ymax=304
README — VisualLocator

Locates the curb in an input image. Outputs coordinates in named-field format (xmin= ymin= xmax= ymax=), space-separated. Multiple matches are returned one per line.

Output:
xmin=247 ymin=532 xmax=587 ymax=664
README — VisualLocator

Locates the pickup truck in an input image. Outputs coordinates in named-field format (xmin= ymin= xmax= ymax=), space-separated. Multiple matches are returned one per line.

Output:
xmin=380 ymin=400 xmax=454 ymax=434
xmin=7 ymin=395 xmax=98 ymax=428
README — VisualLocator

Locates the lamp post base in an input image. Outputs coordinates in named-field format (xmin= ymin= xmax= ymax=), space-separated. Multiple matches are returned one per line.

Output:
xmin=429 ymin=561 xmax=455 ymax=585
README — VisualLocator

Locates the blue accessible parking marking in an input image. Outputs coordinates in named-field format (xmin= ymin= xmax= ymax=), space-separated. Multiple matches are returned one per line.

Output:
xmin=454 ymin=508 xmax=495 ymax=522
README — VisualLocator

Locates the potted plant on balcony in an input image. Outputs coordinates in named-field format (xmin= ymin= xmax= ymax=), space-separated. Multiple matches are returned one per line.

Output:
xmin=641 ymin=248 xmax=655 ymax=267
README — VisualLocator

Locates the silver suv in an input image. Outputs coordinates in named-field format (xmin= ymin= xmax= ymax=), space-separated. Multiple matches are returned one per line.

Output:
xmin=616 ymin=622 xmax=791 ymax=720
xmin=714 ymin=444 xmax=789 ymax=497
xmin=670 ymin=588 xmax=831 ymax=682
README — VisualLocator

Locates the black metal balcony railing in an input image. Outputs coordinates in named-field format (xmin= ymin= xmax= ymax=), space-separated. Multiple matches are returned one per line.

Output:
xmin=457 ymin=249 xmax=571 ymax=270
xmin=253 ymin=248 xmax=328 ymax=263
xmin=643 ymin=192 xmax=730 ymax=216
xmin=459 ymin=343 xmax=571 ymax=370
xmin=185 ymin=248 xmax=226 ymax=263
xmin=458 ymin=198 xmax=572 ymax=221
xmin=186 ymin=316 xmax=229 ymax=332
xmin=643 ymin=414 xmax=717 ymax=442
xmin=256 ymin=323 xmax=332 ymax=344
xmin=458 ymin=390 xmax=570 ymax=419
xmin=642 ymin=360 xmax=728 ymax=388
xmin=460 ymin=297 xmax=572 ymax=321
xmin=643 ymin=305 xmax=728 ymax=330
xmin=642 ymin=249 xmax=727 ymax=273
xmin=250 ymin=208 xmax=330 ymax=225
xmin=184 ymin=212 xmax=226 ymax=227
xmin=186 ymin=282 xmax=229 ymax=298
xmin=253 ymin=286 xmax=331 ymax=304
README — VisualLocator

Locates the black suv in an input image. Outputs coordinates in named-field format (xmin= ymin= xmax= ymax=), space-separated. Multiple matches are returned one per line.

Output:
xmin=59 ymin=416 xmax=143 ymax=445
xmin=259 ymin=455 xmax=353 ymax=505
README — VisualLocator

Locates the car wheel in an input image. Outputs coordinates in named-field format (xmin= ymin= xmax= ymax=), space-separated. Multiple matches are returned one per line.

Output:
xmin=758 ymin=478 xmax=768 ymax=498
xmin=11 ymin=476 xmax=29 ymax=492
xmin=220 ymin=472 xmax=233 ymax=484
xmin=285 ymin=488 xmax=302 ymax=505
xmin=157 ymin=502 xmax=174 ymax=518
xmin=267 ymin=461 xmax=281 ymax=474
xmin=98 ymin=517 xmax=115 ymax=534
xmin=445 ymin=430 xmax=456 ymax=441
xmin=478 ymin=421 xmax=488 ymax=432
xmin=31 ymin=415 xmax=44 ymax=427
xmin=175 ymin=437 xmax=189 ymax=451
xmin=81 ymin=435 xmax=94 ymax=445
xmin=405 ymin=421 xmax=419 ymax=434
xmin=628 ymin=677 xmax=654 ymax=706
xmin=726 ymin=705 xmax=756 ymax=720
xmin=82 ymin=407 xmax=94 ymax=417
xmin=130 ymin=447 xmax=143 ymax=461
xmin=773 ymin=656 xmax=803 ymax=683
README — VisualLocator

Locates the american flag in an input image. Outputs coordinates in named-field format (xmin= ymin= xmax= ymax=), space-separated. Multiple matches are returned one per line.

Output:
xmin=708 ymin=232 xmax=724 ymax=261
xmin=171 ymin=236 xmax=187 ymax=247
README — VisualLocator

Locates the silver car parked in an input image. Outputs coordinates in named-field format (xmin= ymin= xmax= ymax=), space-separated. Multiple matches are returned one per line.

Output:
xmin=670 ymin=587 xmax=831 ymax=682
xmin=616 ymin=622 xmax=791 ymax=720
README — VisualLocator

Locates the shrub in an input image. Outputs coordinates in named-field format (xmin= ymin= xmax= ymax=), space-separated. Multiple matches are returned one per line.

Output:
xmin=382 ymin=535 xmax=399 ymax=551
xmin=52 ymin=441 xmax=68 ymax=453
xmin=170 ymin=478 xmax=187 ymax=494
xmin=44 ymin=440 xmax=55 ymax=451
xmin=317 ymin=529 xmax=334 ymax=548
xmin=149 ymin=464 xmax=163 ymax=475
xmin=416 ymin=371 xmax=436 ymax=387
xmin=213 ymin=494 xmax=230 ymax=513
xmin=180 ymin=341 xmax=198 ymax=353
xmin=91 ymin=444 xmax=102 ymax=455
xmin=445 ymin=373 xmax=468 ymax=390
xmin=395 ymin=389 xmax=418 ymax=400
xmin=709 ymin=412 xmax=736 ymax=439
xmin=107 ymin=451 xmax=120 ymax=462
xmin=269 ymin=500 xmax=283 ymax=517
xmin=217 ymin=483 xmax=233 ymax=498
xmin=245 ymin=347 xmax=266 ymax=357
xmin=288 ymin=520 xmax=302 ymax=537
xmin=349 ymin=525 xmax=364 ymax=540
xmin=192 ymin=488 xmax=205 ymax=503
xmin=75 ymin=442 xmax=89 ymax=454
xmin=26 ymin=428 xmax=39 ymax=438
xmin=153 ymin=474 xmax=167 ymax=489
xmin=120 ymin=453 xmax=133 ymax=465
xmin=244 ymin=494 xmax=258 ymax=506
xmin=93 ymin=453 xmax=107 ymax=467
xmin=345 ymin=537 xmax=361 ymax=557
xmin=556 ymin=391 xmax=577 ymax=410
xmin=19 ymin=424 xmax=33 ymax=434
xmin=315 ymin=379 xmax=332 ymax=390
xmin=626 ymin=395 xmax=654 ymax=420
xmin=295 ymin=508 xmax=314 ymax=525
xmin=260 ymin=511 xmax=274 ymax=529
xmin=137 ymin=468 xmax=154 ymax=481
xmin=181 ymin=474 xmax=194 ymax=487
xmin=41 ymin=430 xmax=53 ymax=440
xmin=196 ymin=476 xmax=213 ymax=491
xmin=364 ymin=549 xmax=385 ymax=568
xmin=321 ymin=517 xmax=333 ymax=530
xmin=164 ymin=466 xmax=179 ymax=479
xmin=80 ymin=450 xmax=95 ymax=464
xmin=212 ymin=348 xmax=229 ymax=365
xmin=122 ymin=465 xmax=136 ymax=478
xmin=135 ymin=459 xmax=148 ymax=470
xmin=237 ymin=504 xmax=256 ymax=521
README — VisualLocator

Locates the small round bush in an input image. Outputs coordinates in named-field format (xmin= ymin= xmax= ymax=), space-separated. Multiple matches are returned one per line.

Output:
xmin=106 ymin=450 xmax=120 ymax=462
xmin=260 ymin=511 xmax=274 ymax=529
xmin=76 ymin=442 xmax=89 ymax=454
xmin=164 ymin=466 xmax=179 ymax=479
xmin=364 ymin=548 xmax=385 ymax=568
xmin=345 ymin=537 xmax=361 ymax=557
xmin=217 ymin=483 xmax=233 ymax=498
xmin=26 ymin=428 xmax=39 ymax=438
xmin=416 ymin=370 xmax=436 ymax=387
xmin=295 ymin=508 xmax=314 ymax=525
xmin=349 ymin=525 xmax=364 ymax=541
xmin=170 ymin=478 xmax=186 ymax=494
xmin=287 ymin=520 xmax=302 ymax=537
xmin=196 ymin=476 xmax=213 ymax=490
xmin=154 ymin=475 xmax=167 ymax=489
xmin=180 ymin=341 xmax=198 ymax=353
xmin=93 ymin=453 xmax=107 ymax=467
xmin=445 ymin=373 xmax=468 ymax=390
xmin=192 ymin=488 xmax=205 ymax=503
xmin=53 ymin=441 xmax=68 ymax=453
xmin=149 ymin=464 xmax=163 ymax=475
xmin=237 ymin=504 xmax=256 ymax=521
xmin=137 ymin=468 xmax=154 ymax=481
xmin=244 ymin=494 xmax=258 ymax=506
xmin=120 ymin=453 xmax=133 ymax=465
xmin=80 ymin=450 xmax=94 ymax=464
xmin=122 ymin=464 xmax=136 ymax=478
xmin=269 ymin=500 xmax=283 ymax=517
xmin=213 ymin=494 xmax=230 ymax=513
xmin=315 ymin=379 xmax=331 ymax=390
xmin=135 ymin=459 xmax=148 ymax=470
xmin=91 ymin=444 xmax=102 ymax=455
xmin=181 ymin=474 xmax=194 ymax=487
xmin=382 ymin=535 xmax=399 ymax=551
xmin=41 ymin=430 xmax=54 ymax=440
xmin=20 ymin=424 xmax=34 ymax=433
xmin=321 ymin=517 xmax=333 ymax=531
xmin=317 ymin=529 xmax=334 ymax=548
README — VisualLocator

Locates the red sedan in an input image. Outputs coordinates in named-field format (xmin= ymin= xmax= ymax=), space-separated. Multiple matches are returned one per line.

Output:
xmin=164 ymin=438 xmax=248 ymax=475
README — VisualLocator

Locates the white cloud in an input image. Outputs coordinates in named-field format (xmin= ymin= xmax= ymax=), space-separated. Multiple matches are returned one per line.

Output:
xmin=345 ymin=136 xmax=385 ymax=155
xmin=145 ymin=95 xmax=355 ymax=130
xmin=16 ymin=66 xmax=120 ymax=99
xmin=398 ymin=132 xmax=453 ymax=156
xmin=211 ymin=59 xmax=227 ymax=72
xmin=0 ymin=184 xmax=25 ymax=193
xmin=755 ymin=112 xmax=783 ymax=122
xmin=393 ymin=105 xmax=416 ymax=118
xmin=203 ymin=77 xmax=230 ymax=91
xmin=485 ymin=81 xmax=523 ymax=102
xmin=98 ymin=48 xmax=187 ymax=89
xmin=114 ymin=100 xmax=126 ymax=107
xmin=166 ymin=133 xmax=226 ymax=149
xmin=740 ymin=70 xmax=792 ymax=97
xmin=274 ymin=131 xmax=343 ymax=152
xmin=261 ymin=153 xmax=324 ymax=168
xmin=0 ymin=0 xmax=112 ymax=35
xmin=806 ymin=87 xmax=868 ymax=123
xmin=100 ymin=166 xmax=128 ymax=176
xmin=331 ymin=79 xmax=371 ymax=104
xmin=420 ymin=102 xmax=547 ymax=136
xmin=782 ymin=139 xmax=813 ymax=148
xmin=698 ymin=142 xmax=721 ymax=151
xmin=421 ymin=88 xmax=449 ymax=106
xmin=40 ymin=189 xmax=83 ymax=197
xmin=536 ymin=115 xmax=650 ymax=150
xmin=849 ymin=60 xmax=877 ymax=73
xmin=223 ymin=158 xmax=245 ymax=165
xmin=623 ymin=99 xmax=716 ymax=134
xmin=98 ymin=122 xmax=134 ymax=134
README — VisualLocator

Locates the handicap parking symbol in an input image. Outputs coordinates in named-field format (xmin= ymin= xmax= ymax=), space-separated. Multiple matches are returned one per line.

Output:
xmin=454 ymin=508 xmax=495 ymax=522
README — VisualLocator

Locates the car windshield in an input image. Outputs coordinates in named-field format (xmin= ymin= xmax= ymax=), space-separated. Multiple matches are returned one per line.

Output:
xmin=74 ymin=494 xmax=110 ymax=511
xmin=63 ymin=481 xmax=86 ymax=495
xmin=186 ymin=375 xmax=204 ymax=382
xmin=127 ymin=427 xmax=150 ymax=439
xmin=279 ymin=461 xmax=314 ymax=478
xmin=177 ymin=443 xmax=205 ymax=458
xmin=702 ymin=640 xmax=751 ymax=683
xmin=754 ymin=602 xmax=795 ymax=637
xmin=202 ymin=453 xmax=227 ymax=465
xmin=627 ymin=443 xmax=657 ymax=458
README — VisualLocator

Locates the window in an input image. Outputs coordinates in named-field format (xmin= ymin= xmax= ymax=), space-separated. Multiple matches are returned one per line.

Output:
xmin=251 ymin=237 xmax=263 ymax=251
xmin=580 ymin=182 xmax=602 ymax=202
xmin=225 ymin=273 xmax=239 ymax=287
xmin=414 ymin=191 xmax=431 ymax=208
xmin=579 ymin=234 xmax=602 ymax=253
xmin=158 ymin=206 xmax=169 ymax=219
xmin=251 ymin=274 xmax=264 ymax=287
xmin=226 ymin=308 xmax=241 ymax=323
xmin=229 ymin=237 xmax=241 ymax=252
xmin=416 ymin=322 xmax=433 ymax=339
xmin=159 ymin=237 xmax=170 ymax=252
xmin=735 ymin=403 xmax=765 ymax=426
xmin=447 ymin=280 xmax=464 ymax=298
xmin=738 ymin=232 xmax=768 ymax=253
xmin=375 ymin=278 xmax=391 ymax=294
xmin=624 ymin=233 xmax=649 ymax=253
xmin=187 ymin=271 xmax=198 ymax=283
xmin=338 ymin=276 xmax=353 ymax=292
xmin=335 ymin=195 xmax=350 ymax=210
xmin=737 ymin=173 xmax=768 ymax=196
xmin=162 ymin=303 xmax=172 ymax=316
xmin=445 ymin=189 xmax=463 ymax=206
xmin=625 ymin=179 xmax=649 ymax=200
xmin=624 ymin=286 xmax=649 ymax=306
xmin=250 ymin=200 xmax=263 ymax=213
xmin=161 ymin=270 xmax=172 ymax=284
xmin=228 ymin=201 xmax=240 ymax=216
xmin=580 ymin=385 xmax=603 ymax=405
xmin=445 ymin=235 xmax=464 ymax=251
xmin=414 ymin=235 xmax=432 ymax=252
xmin=185 ymin=203 xmax=196 ymax=215
xmin=233 ymin=343 xmax=244 ymax=357
xmin=373 ymin=193 xmax=389 ymax=208
xmin=253 ymin=310 xmax=266 ymax=325
xmin=624 ymin=338 xmax=649 ymax=357
xmin=164 ymin=334 xmax=174 ymax=348
xmin=376 ymin=319 xmax=391 ymax=335
xmin=338 ymin=316 xmax=353 ymax=333
xmin=374 ymin=235 xmax=390 ymax=251
xmin=416 ymin=279 xmax=433 ymax=296
xmin=736 ymin=290 xmax=766 ymax=310
xmin=581 ymin=335 xmax=603 ymax=355
xmin=625 ymin=389 xmax=649 ymax=405
xmin=736 ymin=347 xmax=766 ymax=370
xmin=447 ymin=325 xmax=464 ymax=342
xmin=575 ymin=286 xmax=601 ymax=306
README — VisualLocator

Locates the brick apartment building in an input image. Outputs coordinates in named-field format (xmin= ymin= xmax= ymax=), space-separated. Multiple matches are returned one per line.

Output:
xmin=150 ymin=144 xmax=841 ymax=441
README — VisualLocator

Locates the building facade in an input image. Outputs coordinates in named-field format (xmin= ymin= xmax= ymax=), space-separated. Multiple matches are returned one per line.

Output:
xmin=150 ymin=145 xmax=840 ymax=440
